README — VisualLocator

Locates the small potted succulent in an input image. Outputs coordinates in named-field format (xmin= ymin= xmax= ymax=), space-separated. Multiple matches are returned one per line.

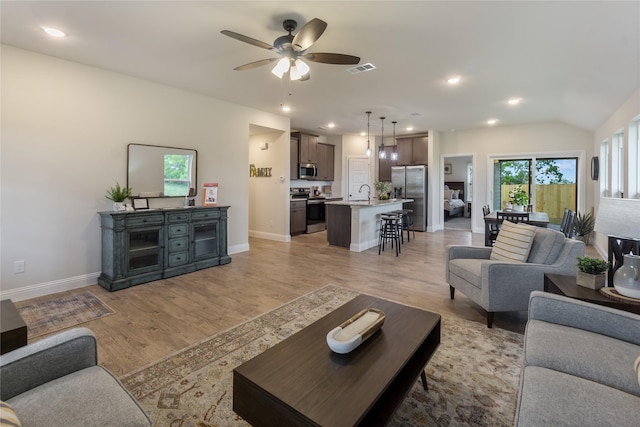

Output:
xmin=106 ymin=182 xmax=132 ymax=211
xmin=576 ymin=256 xmax=610 ymax=289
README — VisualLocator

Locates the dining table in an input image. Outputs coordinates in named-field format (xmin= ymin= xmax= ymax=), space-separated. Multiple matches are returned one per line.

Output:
xmin=483 ymin=211 xmax=550 ymax=246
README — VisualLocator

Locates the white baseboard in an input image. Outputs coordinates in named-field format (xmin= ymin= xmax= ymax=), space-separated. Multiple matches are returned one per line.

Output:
xmin=229 ymin=243 xmax=250 ymax=254
xmin=248 ymin=230 xmax=289 ymax=242
xmin=0 ymin=273 xmax=101 ymax=302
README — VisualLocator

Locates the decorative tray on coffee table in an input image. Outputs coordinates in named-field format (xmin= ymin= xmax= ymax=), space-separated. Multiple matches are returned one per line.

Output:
xmin=326 ymin=308 xmax=385 ymax=354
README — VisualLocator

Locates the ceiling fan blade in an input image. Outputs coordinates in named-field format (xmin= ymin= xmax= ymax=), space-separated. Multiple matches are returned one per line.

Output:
xmin=221 ymin=30 xmax=274 ymax=50
xmin=292 ymin=18 xmax=327 ymax=51
xmin=302 ymin=52 xmax=360 ymax=65
xmin=234 ymin=58 xmax=279 ymax=71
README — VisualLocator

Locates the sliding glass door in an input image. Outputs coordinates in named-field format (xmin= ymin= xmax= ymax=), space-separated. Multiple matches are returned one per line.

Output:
xmin=493 ymin=157 xmax=578 ymax=225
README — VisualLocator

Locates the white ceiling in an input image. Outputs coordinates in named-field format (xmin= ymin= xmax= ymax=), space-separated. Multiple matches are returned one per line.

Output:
xmin=2 ymin=1 xmax=638 ymax=137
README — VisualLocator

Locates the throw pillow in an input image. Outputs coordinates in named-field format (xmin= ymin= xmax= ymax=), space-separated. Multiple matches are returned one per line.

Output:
xmin=444 ymin=189 xmax=453 ymax=200
xmin=0 ymin=401 xmax=21 ymax=427
xmin=635 ymin=355 xmax=640 ymax=386
xmin=452 ymin=190 xmax=460 ymax=199
xmin=490 ymin=220 xmax=537 ymax=262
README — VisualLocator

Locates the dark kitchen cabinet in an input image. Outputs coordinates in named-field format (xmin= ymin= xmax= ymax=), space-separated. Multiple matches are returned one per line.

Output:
xmin=396 ymin=136 xmax=428 ymax=165
xmin=290 ymin=137 xmax=299 ymax=179
xmin=290 ymin=200 xmax=307 ymax=235
xmin=316 ymin=143 xmax=335 ymax=181
xmin=297 ymin=132 xmax=319 ymax=164
xmin=378 ymin=146 xmax=395 ymax=181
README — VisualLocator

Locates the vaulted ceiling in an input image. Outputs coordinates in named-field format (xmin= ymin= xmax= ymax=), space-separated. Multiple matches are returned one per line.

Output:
xmin=2 ymin=1 xmax=638 ymax=136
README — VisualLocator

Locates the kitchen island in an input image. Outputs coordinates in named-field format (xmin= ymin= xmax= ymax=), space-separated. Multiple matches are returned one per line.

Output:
xmin=325 ymin=199 xmax=413 ymax=252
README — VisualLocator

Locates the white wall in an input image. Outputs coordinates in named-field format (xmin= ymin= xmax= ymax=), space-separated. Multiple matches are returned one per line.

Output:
xmin=0 ymin=45 xmax=289 ymax=300
xmin=439 ymin=121 xmax=593 ymax=233
xmin=592 ymin=88 xmax=640 ymax=255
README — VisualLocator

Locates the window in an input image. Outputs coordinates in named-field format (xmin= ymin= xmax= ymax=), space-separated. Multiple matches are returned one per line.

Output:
xmin=629 ymin=116 xmax=640 ymax=199
xmin=611 ymin=130 xmax=624 ymax=197
xmin=466 ymin=162 xmax=473 ymax=202
xmin=600 ymin=140 xmax=609 ymax=197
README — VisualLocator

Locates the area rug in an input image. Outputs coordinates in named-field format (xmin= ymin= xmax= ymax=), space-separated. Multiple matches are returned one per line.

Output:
xmin=16 ymin=291 xmax=114 ymax=339
xmin=121 ymin=285 xmax=523 ymax=426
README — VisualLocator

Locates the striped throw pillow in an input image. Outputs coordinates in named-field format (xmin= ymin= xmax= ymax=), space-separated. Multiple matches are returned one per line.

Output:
xmin=490 ymin=220 xmax=536 ymax=262
xmin=0 ymin=401 xmax=21 ymax=427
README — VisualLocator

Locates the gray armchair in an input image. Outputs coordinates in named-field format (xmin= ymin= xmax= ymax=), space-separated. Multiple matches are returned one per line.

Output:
xmin=0 ymin=327 xmax=151 ymax=426
xmin=447 ymin=227 xmax=585 ymax=328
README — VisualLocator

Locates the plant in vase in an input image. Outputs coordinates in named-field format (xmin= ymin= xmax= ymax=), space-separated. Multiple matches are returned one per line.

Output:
xmin=574 ymin=211 xmax=595 ymax=245
xmin=106 ymin=182 xmax=132 ymax=211
xmin=508 ymin=184 xmax=528 ymax=212
xmin=374 ymin=181 xmax=392 ymax=200
xmin=576 ymin=256 xmax=610 ymax=289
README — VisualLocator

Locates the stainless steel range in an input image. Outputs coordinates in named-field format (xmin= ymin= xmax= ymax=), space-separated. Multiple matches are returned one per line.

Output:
xmin=291 ymin=187 xmax=326 ymax=234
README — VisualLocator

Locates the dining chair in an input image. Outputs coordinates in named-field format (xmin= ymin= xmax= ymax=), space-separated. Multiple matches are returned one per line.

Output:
xmin=560 ymin=210 xmax=576 ymax=238
xmin=559 ymin=208 xmax=570 ymax=233
xmin=497 ymin=211 xmax=530 ymax=227
xmin=483 ymin=205 xmax=499 ymax=246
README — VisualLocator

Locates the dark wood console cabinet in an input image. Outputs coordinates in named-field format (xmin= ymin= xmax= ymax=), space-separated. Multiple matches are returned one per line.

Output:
xmin=98 ymin=206 xmax=231 ymax=291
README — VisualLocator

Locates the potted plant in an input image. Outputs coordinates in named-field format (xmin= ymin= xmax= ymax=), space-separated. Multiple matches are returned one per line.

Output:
xmin=106 ymin=182 xmax=132 ymax=211
xmin=574 ymin=211 xmax=595 ymax=245
xmin=374 ymin=181 xmax=392 ymax=200
xmin=576 ymin=256 xmax=610 ymax=289
xmin=508 ymin=184 xmax=528 ymax=212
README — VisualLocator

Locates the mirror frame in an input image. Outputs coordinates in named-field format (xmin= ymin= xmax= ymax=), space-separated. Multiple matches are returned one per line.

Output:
xmin=127 ymin=143 xmax=198 ymax=198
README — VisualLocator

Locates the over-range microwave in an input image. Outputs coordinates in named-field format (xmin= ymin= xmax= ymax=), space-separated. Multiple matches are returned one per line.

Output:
xmin=299 ymin=163 xmax=317 ymax=179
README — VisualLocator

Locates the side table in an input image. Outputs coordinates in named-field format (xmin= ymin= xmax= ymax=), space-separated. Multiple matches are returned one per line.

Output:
xmin=544 ymin=273 xmax=640 ymax=315
xmin=1 ymin=299 xmax=28 ymax=354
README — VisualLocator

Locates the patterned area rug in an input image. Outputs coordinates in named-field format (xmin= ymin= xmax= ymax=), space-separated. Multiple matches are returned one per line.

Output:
xmin=16 ymin=291 xmax=114 ymax=339
xmin=121 ymin=285 xmax=523 ymax=426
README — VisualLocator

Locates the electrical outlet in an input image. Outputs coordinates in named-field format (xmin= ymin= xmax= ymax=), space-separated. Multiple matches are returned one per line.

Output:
xmin=14 ymin=260 xmax=25 ymax=274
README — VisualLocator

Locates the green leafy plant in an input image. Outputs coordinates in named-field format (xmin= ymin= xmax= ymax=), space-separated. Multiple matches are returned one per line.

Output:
xmin=508 ymin=184 xmax=528 ymax=206
xmin=105 ymin=182 xmax=132 ymax=202
xmin=574 ymin=211 xmax=595 ymax=236
xmin=576 ymin=256 xmax=610 ymax=275
xmin=374 ymin=181 xmax=392 ymax=200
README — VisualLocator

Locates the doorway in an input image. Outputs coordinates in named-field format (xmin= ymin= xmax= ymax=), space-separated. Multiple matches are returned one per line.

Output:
xmin=443 ymin=154 xmax=473 ymax=231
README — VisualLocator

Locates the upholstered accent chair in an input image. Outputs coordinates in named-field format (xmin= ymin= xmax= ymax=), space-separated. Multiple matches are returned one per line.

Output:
xmin=0 ymin=328 xmax=151 ymax=426
xmin=447 ymin=226 xmax=585 ymax=328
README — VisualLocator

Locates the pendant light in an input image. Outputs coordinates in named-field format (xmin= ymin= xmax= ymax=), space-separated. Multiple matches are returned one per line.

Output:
xmin=365 ymin=111 xmax=372 ymax=157
xmin=391 ymin=121 xmax=398 ymax=161
xmin=378 ymin=117 xmax=386 ymax=159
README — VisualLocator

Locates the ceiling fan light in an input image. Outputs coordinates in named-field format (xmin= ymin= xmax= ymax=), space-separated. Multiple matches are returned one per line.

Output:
xmin=290 ymin=65 xmax=302 ymax=81
xmin=271 ymin=57 xmax=290 ymax=78
xmin=295 ymin=59 xmax=310 ymax=76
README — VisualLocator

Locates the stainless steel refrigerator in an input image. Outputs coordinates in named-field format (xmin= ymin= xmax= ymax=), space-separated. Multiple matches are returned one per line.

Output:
xmin=391 ymin=165 xmax=428 ymax=231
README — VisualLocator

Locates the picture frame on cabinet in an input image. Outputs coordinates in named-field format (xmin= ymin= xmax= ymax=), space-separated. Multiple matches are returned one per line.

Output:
xmin=444 ymin=163 xmax=453 ymax=175
xmin=132 ymin=197 xmax=149 ymax=210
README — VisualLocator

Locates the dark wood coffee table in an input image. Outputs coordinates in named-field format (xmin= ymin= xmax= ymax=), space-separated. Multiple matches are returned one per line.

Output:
xmin=544 ymin=273 xmax=640 ymax=315
xmin=1 ymin=299 xmax=28 ymax=355
xmin=233 ymin=294 xmax=441 ymax=426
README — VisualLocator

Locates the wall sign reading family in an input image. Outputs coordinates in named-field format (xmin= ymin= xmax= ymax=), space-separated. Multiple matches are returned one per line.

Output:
xmin=249 ymin=164 xmax=272 ymax=178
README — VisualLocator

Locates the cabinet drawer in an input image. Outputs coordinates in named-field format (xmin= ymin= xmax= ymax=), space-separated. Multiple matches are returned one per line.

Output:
xmin=168 ymin=236 xmax=189 ymax=252
xmin=290 ymin=200 xmax=306 ymax=209
xmin=192 ymin=209 xmax=221 ymax=221
xmin=168 ymin=251 xmax=189 ymax=267
xmin=125 ymin=214 xmax=164 ymax=227
xmin=166 ymin=212 xmax=191 ymax=223
xmin=168 ymin=224 xmax=189 ymax=238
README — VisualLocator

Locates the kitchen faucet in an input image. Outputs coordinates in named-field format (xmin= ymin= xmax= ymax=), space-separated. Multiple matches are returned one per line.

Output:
xmin=358 ymin=184 xmax=371 ymax=202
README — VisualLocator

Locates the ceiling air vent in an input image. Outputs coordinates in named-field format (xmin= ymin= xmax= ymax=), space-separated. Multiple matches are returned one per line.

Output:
xmin=346 ymin=63 xmax=376 ymax=74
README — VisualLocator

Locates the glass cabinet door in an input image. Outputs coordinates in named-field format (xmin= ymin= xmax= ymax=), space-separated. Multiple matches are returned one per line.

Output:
xmin=193 ymin=222 xmax=218 ymax=260
xmin=127 ymin=229 xmax=162 ymax=271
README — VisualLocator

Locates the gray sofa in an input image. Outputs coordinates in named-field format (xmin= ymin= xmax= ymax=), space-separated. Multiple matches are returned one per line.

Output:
xmin=0 ymin=327 xmax=151 ymax=426
xmin=447 ymin=226 xmax=585 ymax=327
xmin=515 ymin=291 xmax=640 ymax=426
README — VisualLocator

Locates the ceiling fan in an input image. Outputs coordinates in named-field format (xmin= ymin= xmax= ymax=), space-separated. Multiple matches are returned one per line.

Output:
xmin=221 ymin=18 xmax=360 ymax=81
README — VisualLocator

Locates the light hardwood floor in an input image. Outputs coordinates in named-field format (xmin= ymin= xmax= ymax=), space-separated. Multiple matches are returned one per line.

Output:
xmin=20 ymin=229 xmax=597 ymax=376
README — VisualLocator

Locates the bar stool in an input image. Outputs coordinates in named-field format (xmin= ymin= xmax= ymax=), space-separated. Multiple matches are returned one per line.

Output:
xmin=379 ymin=213 xmax=401 ymax=256
xmin=390 ymin=209 xmax=414 ymax=243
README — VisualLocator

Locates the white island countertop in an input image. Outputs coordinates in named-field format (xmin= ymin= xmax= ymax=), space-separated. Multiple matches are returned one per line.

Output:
xmin=325 ymin=198 xmax=413 ymax=207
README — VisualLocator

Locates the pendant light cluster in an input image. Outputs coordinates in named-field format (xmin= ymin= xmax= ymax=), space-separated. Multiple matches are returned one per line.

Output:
xmin=363 ymin=112 xmax=400 ymax=160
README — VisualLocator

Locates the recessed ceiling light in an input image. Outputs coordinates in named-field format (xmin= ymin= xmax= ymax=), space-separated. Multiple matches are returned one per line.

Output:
xmin=508 ymin=98 xmax=522 ymax=105
xmin=42 ymin=27 xmax=66 ymax=38
xmin=487 ymin=119 xmax=498 ymax=125
xmin=447 ymin=76 xmax=461 ymax=85
xmin=406 ymin=127 xmax=414 ymax=131
xmin=327 ymin=122 xmax=335 ymax=128
xmin=281 ymin=105 xmax=290 ymax=112
xmin=360 ymin=131 xmax=366 ymax=136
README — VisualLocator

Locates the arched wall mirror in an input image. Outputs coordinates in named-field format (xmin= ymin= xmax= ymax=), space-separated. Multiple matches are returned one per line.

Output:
xmin=127 ymin=143 xmax=197 ymax=198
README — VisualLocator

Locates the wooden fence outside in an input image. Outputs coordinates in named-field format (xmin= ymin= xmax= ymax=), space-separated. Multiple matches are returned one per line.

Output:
xmin=500 ymin=184 xmax=576 ymax=221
